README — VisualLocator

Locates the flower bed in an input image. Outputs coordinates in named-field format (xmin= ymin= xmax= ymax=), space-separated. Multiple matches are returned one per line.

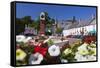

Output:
xmin=16 ymin=35 xmax=97 ymax=65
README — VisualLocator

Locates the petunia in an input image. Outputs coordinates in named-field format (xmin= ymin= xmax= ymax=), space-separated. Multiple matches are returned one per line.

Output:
xmin=77 ymin=43 xmax=89 ymax=55
xmin=48 ymin=45 xmax=60 ymax=56
xmin=63 ymin=48 xmax=72 ymax=55
xmin=29 ymin=52 xmax=43 ymax=65
xmin=78 ymin=49 xmax=89 ymax=55
xmin=23 ymin=37 xmax=32 ymax=43
xmin=16 ymin=49 xmax=26 ymax=61
xmin=16 ymin=35 xmax=33 ymax=43
xmin=16 ymin=35 xmax=25 ymax=43
xmin=61 ymin=59 xmax=68 ymax=63
xmin=87 ymin=55 xmax=96 ymax=61
xmin=74 ymin=52 xmax=88 ymax=61
xmin=78 ymin=43 xmax=88 ymax=51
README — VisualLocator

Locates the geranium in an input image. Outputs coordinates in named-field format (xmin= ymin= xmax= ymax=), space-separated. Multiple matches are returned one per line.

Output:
xmin=83 ymin=36 xmax=96 ymax=44
xmin=48 ymin=45 xmax=60 ymax=56
xmin=16 ymin=49 xmax=27 ymax=61
xmin=29 ymin=52 xmax=43 ymax=64
xmin=34 ymin=46 xmax=48 ymax=56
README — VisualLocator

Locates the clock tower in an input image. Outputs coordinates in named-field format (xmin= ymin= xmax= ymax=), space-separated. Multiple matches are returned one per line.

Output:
xmin=39 ymin=12 xmax=46 ymax=35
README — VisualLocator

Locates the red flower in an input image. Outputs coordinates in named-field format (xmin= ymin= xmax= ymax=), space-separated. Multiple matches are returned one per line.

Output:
xmin=33 ymin=43 xmax=48 ymax=57
xmin=83 ymin=36 xmax=96 ymax=44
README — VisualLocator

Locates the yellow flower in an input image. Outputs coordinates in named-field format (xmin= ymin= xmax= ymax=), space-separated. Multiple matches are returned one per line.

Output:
xmin=16 ymin=49 xmax=26 ymax=61
xmin=64 ymin=48 xmax=72 ymax=55
xmin=78 ymin=49 xmax=89 ymax=55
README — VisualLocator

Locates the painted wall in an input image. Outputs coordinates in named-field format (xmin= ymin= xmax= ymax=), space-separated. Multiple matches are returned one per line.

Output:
xmin=63 ymin=24 xmax=96 ymax=36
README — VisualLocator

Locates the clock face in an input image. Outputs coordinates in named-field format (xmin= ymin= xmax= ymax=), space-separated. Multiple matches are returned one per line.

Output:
xmin=40 ymin=12 xmax=45 ymax=20
xmin=41 ymin=15 xmax=44 ymax=18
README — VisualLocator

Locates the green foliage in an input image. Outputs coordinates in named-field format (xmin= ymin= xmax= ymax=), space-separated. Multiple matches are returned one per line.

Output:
xmin=56 ymin=27 xmax=63 ymax=34
xmin=61 ymin=50 xmax=75 ymax=62
xmin=16 ymin=18 xmax=25 ymax=35
xmin=22 ymin=16 xmax=33 ymax=24
xmin=60 ymin=41 xmax=82 ymax=62
xmin=20 ymin=44 xmax=34 ymax=55
xmin=47 ymin=39 xmax=54 ymax=46
xmin=16 ymin=12 xmax=55 ymax=35
xmin=16 ymin=16 xmax=33 ymax=34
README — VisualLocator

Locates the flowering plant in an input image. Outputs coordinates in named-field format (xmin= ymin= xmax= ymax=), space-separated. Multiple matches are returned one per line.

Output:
xmin=61 ymin=41 xmax=97 ymax=62
xmin=29 ymin=53 xmax=43 ymax=64
xmin=16 ymin=35 xmax=97 ymax=65
xmin=74 ymin=43 xmax=96 ymax=61
xmin=48 ymin=45 xmax=60 ymax=56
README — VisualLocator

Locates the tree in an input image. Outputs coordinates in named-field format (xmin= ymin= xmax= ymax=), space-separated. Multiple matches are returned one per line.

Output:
xmin=16 ymin=18 xmax=25 ymax=35
xmin=22 ymin=16 xmax=33 ymax=24
xmin=56 ymin=27 xmax=63 ymax=35
xmin=16 ymin=16 xmax=34 ymax=35
xmin=44 ymin=12 xmax=55 ymax=35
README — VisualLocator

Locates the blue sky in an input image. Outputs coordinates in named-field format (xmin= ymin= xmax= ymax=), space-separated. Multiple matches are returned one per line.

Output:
xmin=16 ymin=3 xmax=96 ymax=21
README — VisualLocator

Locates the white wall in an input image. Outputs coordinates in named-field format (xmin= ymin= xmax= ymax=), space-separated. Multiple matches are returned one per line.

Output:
xmin=0 ymin=0 xmax=100 ymax=68
xmin=63 ymin=24 xmax=96 ymax=36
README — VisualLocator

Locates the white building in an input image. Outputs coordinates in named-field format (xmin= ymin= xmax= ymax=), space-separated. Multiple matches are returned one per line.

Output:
xmin=62 ymin=16 xmax=96 ymax=36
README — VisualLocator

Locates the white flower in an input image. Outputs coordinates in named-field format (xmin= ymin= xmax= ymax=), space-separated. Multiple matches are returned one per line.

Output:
xmin=63 ymin=48 xmax=72 ymax=55
xmin=75 ymin=52 xmax=88 ymax=61
xmin=16 ymin=35 xmax=33 ymax=43
xmin=87 ymin=55 xmax=96 ymax=61
xmin=77 ymin=43 xmax=89 ymax=55
xmin=16 ymin=35 xmax=25 ymax=42
xmin=74 ymin=43 xmax=97 ymax=62
xmin=78 ymin=49 xmax=89 ymax=55
xmin=75 ymin=52 xmax=96 ymax=61
xmin=16 ymin=49 xmax=26 ymax=61
xmin=29 ymin=52 xmax=43 ymax=65
xmin=78 ymin=43 xmax=88 ymax=51
xmin=61 ymin=59 xmax=68 ymax=63
xmin=23 ymin=37 xmax=32 ymax=43
xmin=48 ymin=45 xmax=60 ymax=56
